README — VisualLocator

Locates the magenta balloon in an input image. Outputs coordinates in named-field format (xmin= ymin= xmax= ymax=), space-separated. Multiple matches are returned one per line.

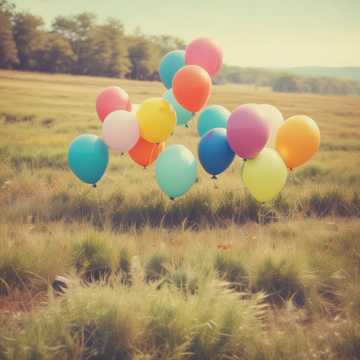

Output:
xmin=227 ymin=105 xmax=270 ymax=159
xmin=185 ymin=38 xmax=223 ymax=77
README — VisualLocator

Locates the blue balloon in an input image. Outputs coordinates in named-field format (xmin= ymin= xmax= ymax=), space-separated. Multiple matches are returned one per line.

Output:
xmin=159 ymin=50 xmax=185 ymax=89
xmin=68 ymin=134 xmax=109 ymax=185
xmin=163 ymin=89 xmax=193 ymax=126
xmin=156 ymin=144 xmax=197 ymax=199
xmin=198 ymin=128 xmax=235 ymax=178
xmin=197 ymin=105 xmax=230 ymax=137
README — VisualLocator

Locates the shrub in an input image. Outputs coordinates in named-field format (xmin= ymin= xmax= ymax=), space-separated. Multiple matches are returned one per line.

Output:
xmin=72 ymin=235 xmax=113 ymax=282
xmin=117 ymin=247 xmax=132 ymax=286
xmin=214 ymin=252 xmax=249 ymax=291
xmin=145 ymin=251 xmax=170 ymax=283
xmin=254 ymin=257 xmax=306 ymax=306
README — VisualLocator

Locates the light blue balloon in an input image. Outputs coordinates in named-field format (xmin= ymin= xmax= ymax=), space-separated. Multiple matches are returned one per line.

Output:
xmin=197 ymin=105 xmax=230 ymax=137
xmin=159 ymin=50 xmax=185 ymax=89
xmin=163 ymin=89 xmax=193 ymax=126
xmin=68 ymin=134 xmax=109 ymax=185
xmin=156 ymin=144 xmax=197 ymax=199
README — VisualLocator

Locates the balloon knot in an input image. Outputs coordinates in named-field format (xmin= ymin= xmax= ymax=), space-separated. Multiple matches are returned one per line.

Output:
xmin=143 ymin=166 xmax=147 ymax=170
xmin=121 ymin=152 xmax=124 ymax=156
xmin=92 ymin=184 xmax=97 ymax=188
xmin=243 ymin=159 xmax=248 ymax=162
xmin=170 ymin=196 xmax=175 ymax=201
xmin=211 ymin=175 xmax=218 ymax=180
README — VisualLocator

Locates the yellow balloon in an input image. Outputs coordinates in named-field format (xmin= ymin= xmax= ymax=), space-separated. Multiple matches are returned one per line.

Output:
xmin=276 ymin=115 xmax=320 ymax=170
xmin=242 ymin=148 xmax=288 ymax=202
xmin=137 ymin=98 xmax=176 ymax=143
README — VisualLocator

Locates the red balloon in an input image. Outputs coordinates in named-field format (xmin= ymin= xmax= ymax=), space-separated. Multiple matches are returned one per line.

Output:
xmin=129 ymin=137 xmax=165 ymax=168
xmin=96 ymin=87 xmax=131 ymax=122
xmin=172 ymin=65 xmax=211 ymax=112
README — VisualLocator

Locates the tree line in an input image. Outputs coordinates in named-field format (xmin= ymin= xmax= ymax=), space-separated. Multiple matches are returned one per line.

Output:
xmin=1 ymin=0 xmax=359 ymax=95
xmin=0 ymin=0 xmax=184 ymax=79
xmin=214 ymin=65 xmax=360 ymax=96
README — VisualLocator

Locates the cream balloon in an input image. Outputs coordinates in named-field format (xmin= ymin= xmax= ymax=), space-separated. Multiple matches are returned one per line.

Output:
xmin=259 ymin=104 xmax=284 ymax=148
xmin=131 ymin=103 xmax=140 ymax=114
xmin=102 ymin=110 xmax=139 ymax=153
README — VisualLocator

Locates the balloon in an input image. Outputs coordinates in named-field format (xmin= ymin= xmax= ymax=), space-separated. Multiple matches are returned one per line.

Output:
xmin=259 ymin=104 xmax=284 ymax=148
xmin=131 ymin=103 xmax=140 ymax=114
xmin=198 ymin=128 xmax=235 ymax=178
xmin=276 ymin=115 xmax=320 ymax=169
xmin=159 ymin=50 xmax=185 ymax=89
xmin=68 ymin=134 xmax=109 ymax=185
xmin=137 ymin=98 xmax=176 ymax=144
xmin=102 ymin=110 xmax=139 ymax=153
xmin=242 ymin=148 xmax=288 ymax=202
xmin=227 ymin=104 xmax=270 ymax=159
xmin=129 ymin=137 xmax=165 ymax=168
xmin=197 ymin=105 xmax=230 ymax=137
xmin=185 ymin=38 xmax=223 ymax=77
xmin=163 ymin=89 xmax=193 ymax=126
xmin=156 ymin=144 xmax=197 ymax=199
xmin=96 ymin=87 xmax=131 ymax=122
xmin=172 ymin=65 xmax=211 ymax=112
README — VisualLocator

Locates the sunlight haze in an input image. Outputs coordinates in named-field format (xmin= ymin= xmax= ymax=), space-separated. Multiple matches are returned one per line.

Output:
xmin=12 ymin=0 xmax=360 ymax=67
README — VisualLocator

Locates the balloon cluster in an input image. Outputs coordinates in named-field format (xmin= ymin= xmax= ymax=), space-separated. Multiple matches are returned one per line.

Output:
xmin=68 ymin=38 xmax=320 ymax=202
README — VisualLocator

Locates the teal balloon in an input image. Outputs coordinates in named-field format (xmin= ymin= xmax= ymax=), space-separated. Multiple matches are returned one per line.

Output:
xmin=163 ymin=89 xmax=193 ymax=126
xmin=197 ymin=105 xmax=230 ymax=137
xmin=159 ymin=50 xmax=185 ymax=89
xmin=156 ymin=144 xmax=197 ymax=199
xmin=68 ymin=134 xmax=109 ymax=185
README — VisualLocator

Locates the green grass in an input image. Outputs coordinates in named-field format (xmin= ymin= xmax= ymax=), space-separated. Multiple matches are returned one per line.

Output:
xmin=0 ymin=70 xmax=359 ymax=359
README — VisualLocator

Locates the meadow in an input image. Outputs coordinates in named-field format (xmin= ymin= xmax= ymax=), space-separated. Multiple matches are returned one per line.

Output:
xmin=0 ymin=70 xmax=359 ymax=359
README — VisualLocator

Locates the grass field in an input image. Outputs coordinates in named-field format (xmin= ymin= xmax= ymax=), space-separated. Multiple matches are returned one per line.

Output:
xmin=0 ymin=70 xmax=359 ymax=359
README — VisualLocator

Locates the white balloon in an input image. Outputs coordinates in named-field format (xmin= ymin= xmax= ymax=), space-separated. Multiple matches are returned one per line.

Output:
xmin=259 ymin=104 xmax=284 ymax=148
xmin=102 ymin=110 xmax=139 ymax=153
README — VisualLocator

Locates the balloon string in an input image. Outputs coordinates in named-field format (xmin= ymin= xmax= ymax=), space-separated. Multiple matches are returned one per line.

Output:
xmin=94 ymin=185 xmax=105 ymax=229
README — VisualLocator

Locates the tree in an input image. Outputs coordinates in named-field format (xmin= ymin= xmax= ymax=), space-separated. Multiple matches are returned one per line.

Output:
xmin=86 ymin=18 xmax=130 ymax=77
xmin=127 ymin=36 xmax=155 ymax=80
xmin=272 ymin=75 xmax=302 ymax=93
xmin=52 ymin=13 xmax=96 ymax=74
xmin=34 ymin=33 xmax=75 ymax=73
xmin=13 ymin=12 xmax=43 ymax=69
xmin=0 ymin=4 xmax=18 ymax=68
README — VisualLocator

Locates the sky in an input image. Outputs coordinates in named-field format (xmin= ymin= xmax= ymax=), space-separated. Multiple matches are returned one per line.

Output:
xmin=12 ymin=0 xmax=360 ymax=68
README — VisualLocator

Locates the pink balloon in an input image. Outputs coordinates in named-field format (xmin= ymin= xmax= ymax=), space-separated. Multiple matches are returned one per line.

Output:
xmin=96 ymin=87 xmax=132 ymax=122
xmin=185 ymin=38 xmax=223 ymax=77
xmin=102 ymin=110 xmax=139 ymax=153
xmin=227 ymin=105 xmax=270 ymax=159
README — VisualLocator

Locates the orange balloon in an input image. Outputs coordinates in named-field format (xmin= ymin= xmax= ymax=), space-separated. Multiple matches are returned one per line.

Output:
xmin=129 ymin=137 xmax=165 ymax=168
xmin=276 ymin=115 xmax=320 ymax=169
xmin=172 ymin=65 xmax=211 ymax=112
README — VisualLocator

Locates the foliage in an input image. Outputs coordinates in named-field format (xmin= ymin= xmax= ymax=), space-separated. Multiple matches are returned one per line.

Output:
xmin=0 ymin=0 xmax=359 ymax=94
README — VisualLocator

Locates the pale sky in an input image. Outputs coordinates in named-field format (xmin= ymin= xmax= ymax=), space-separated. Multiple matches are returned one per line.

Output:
xmin=13 ymin=0 xmax=360 ymax=67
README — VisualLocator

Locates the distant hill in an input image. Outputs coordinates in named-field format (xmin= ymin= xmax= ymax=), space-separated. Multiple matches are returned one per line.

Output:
xmin=215 ymin=65 xmax=360 ymax=96
xmin=281 ymin=67 xmax=360 ymax=82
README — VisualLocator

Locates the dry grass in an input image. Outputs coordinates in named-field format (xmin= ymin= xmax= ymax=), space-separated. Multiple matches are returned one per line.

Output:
xmin=0 ymin=70 xmax=359 ymax=359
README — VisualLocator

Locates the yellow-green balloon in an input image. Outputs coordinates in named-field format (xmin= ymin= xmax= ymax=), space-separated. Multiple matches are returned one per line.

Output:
xmin=242 ymin=148 xmax=288 ymax=202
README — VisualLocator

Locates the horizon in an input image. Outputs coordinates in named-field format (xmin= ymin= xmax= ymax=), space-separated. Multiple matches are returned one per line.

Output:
xmin=12 ymin=0 xmax=360 ymax=68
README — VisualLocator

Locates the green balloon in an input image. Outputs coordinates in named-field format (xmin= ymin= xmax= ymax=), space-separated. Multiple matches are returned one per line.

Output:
xmin=242 ymin=148 xmax=288 ymax=202
xmin=156 ymin=144 xmax=197 ymax=199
